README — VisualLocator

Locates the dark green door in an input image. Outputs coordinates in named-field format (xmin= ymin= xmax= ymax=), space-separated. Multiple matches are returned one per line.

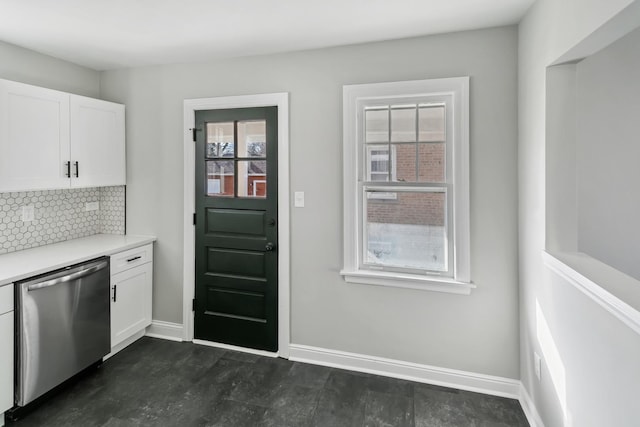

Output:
xmin=194 ymin=106 xmax=278 ymax=352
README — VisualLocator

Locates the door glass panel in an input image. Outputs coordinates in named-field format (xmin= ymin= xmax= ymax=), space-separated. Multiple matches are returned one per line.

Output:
xmin=418 ymin=143 xmax=445 ymax=183
xmin=238 ymin=120 xmax=266 ymax=158
xmin=237 ymin=160 xmax=267 ymax=198
xmin=365 ymin=108 xmax=389 ymax=143
xmin=206 ymin=160 xmax=234 ymax=196
xmin=206 ymin=122 xmax=234 ymax=158
xmin=365 ymin=190 xmax=447 ymax=271
xmin=391 ymin=106 xmax=416 ymax=142
xmin=419 ymin=105 xmax=445 ymax=142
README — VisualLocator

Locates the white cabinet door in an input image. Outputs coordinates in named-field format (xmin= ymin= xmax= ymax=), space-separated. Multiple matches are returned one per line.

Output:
xmin=70 ymin=95 xmax=125 ymax=188
xmin=0 ymin=311 xmax=13 ymax=415
xmin=111 ymin=262 xmax=152 ymax=348
xmin=0 ymin=79 xmax=70 ymax=192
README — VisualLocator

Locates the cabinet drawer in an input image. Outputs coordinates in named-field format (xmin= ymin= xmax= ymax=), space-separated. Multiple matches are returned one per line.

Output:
xmin=0 ymin=285 xmax=13 ymax=316
xmin=110 ymin=244 xmax=153 ymax=276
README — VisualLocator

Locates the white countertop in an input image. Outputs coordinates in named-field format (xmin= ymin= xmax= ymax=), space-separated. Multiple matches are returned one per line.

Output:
xmin=0 ymin=234 xmax=156 ymax=287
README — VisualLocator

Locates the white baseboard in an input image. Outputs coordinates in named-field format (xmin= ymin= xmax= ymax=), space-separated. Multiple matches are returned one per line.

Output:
xmin=145 ymin=320 xmax=184 ymax=342
xmin=288 ymin=344 xmax=521 ymax=399
xmin=519 ymin=384 xmax=545 ymax=427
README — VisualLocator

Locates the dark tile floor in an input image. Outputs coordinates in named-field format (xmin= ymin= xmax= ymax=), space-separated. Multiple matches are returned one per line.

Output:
xmin=8 ymin=337 xmax=529 ymax=426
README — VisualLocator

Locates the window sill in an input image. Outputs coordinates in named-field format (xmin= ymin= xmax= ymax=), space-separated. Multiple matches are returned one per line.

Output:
xmin=340 ymin=269 xmax=475 ymax=295
xmin=542 ymin=250 xmax=640 ymax=335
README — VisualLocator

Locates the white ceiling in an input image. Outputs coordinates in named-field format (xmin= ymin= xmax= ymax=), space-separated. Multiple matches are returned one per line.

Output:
xmin=0 ymin=0 xmax=534 ymax=71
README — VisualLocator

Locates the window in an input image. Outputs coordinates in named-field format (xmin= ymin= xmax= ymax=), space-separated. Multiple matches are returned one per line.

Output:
xmin=341 ymin=77 xmax=472 ymax=294
xmin=205 ymin=120 xmax=268 ymax=198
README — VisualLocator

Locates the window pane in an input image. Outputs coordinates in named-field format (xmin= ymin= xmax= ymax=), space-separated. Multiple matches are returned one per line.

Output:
xmin=418 ymin=143 xmax=445 ymax=183
xmin=206 ymin=161 xmax=234 ymax=196
xmin=238 ymin=160 xmax=267 ymax=198
xmin=206 ymin=122 xmax=234 ymax=158
xmin=365 ymin=191 xmax=447 ymax=271
xmin=393 ymin=144 xmax=417 ymax=182
xmin=419 ymin=106 xmax=445 ymax=142
xmin=238 ymin=120 xmax=266 ymax=158
xmin=365 ymin=108 xmax=389 ymax=143
xmin=366 ymin=145 xmax=390 ymax=182
xmin=391 ymin=106 xmax=416 ymax=142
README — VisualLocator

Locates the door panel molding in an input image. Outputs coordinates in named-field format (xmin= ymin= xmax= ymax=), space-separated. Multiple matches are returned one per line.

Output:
xmin=183 ymin=93 xmax=290 ymax=358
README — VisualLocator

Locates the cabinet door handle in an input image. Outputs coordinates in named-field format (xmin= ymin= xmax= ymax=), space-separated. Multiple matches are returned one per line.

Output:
xmin=112 ymin=285 xmax=117 ymax=302
xmin=74 ymin=161 xmax=79 ymax=178
xmin=65 ymin=161 xmax=71 ymax=178
xmin=127 ymin=256 xmax=142 ymax=263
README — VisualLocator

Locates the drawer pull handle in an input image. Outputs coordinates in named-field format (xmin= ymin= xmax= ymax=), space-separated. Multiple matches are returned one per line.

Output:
xmin=127 ymin=256 xmax=142 ymax=263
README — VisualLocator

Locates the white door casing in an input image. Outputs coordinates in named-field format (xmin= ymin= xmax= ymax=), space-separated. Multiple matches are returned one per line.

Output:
xmin=182 ymin=93 xmax=290 ymax=358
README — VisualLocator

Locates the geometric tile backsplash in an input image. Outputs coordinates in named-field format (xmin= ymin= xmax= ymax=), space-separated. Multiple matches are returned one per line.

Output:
xmin=0 ymin=186 xmax=126 ymax=254
xmin=99 ymin=186 xmax=126 ymax=235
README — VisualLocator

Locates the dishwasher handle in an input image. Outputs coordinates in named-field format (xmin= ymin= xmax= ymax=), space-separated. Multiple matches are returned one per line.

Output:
xmin=27 ymin=261 xmax=109 ymax=292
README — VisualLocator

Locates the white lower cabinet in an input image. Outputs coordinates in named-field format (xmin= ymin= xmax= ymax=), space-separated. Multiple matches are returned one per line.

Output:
xmin=110 ymin=244 xmax=153 ymax=351
xmin=0 ymin=285 xmax=14 ymax=427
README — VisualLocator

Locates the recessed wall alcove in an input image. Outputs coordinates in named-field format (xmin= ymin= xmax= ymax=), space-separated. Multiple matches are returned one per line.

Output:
xmin=544 ymin=2 xmax=640 ymax=333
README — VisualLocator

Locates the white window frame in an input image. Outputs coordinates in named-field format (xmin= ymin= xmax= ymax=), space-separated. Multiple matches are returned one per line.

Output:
xmin=340 ymin=77 xmax=473 ymax=295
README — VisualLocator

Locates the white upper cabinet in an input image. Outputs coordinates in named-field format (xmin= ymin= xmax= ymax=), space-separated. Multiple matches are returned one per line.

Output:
xmin=0 ymin=79 xmax=71 ymax=192
xmin=0 ymin=78 xmax=125 ymax=192
xmin=70 ymin=95 xmax=125 ymax=188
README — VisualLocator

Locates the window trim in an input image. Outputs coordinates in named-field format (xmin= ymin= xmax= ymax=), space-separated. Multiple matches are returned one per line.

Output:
xmin=340 ymin=77 xmax=473 ymax=294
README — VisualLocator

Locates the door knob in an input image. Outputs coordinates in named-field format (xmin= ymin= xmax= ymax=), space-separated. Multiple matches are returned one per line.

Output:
xmin=265 ymin=242 xmax=275 ymax=251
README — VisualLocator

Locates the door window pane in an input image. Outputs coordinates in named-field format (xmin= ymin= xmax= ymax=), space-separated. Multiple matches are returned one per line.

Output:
xmin=365 ymin=190 xmax=447 ymax=271
xmin=365 ymin=108 xmax=389 ymax=143
xmin=418 ymin=143 xmax=445 ymax=183
xmin=237 ymin=160 xmax=267 ymax=198
xmin=238 ymin=120 xmax=266 ymax=158
xmin=206 ymin=122 xmax=234 ymax=158
xmin=418 ymin=105 xmax=445 ymax=142
xmin=391 ymin=106 xmax=416 ymax=142
xmin=206 ymin=160 xmax=234 ymax=196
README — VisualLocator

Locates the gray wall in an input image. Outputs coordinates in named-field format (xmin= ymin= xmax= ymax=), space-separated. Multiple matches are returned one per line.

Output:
xmin=101 ymin=26 xmax=520 ymax=378
xmin=519 ymin=0 xmax=640 ymax=425
xmin=577 ymin=26 xmax=640 ymax=281
xmin=0 ymin=40 xmax=99 ymax=97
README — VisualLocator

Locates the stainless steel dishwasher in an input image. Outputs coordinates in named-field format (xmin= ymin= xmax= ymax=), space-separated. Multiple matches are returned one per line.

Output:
xmin=15 ymin=256 xmax=110 ymax=407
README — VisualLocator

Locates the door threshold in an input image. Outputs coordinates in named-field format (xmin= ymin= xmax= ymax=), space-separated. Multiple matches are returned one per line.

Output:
xmin=193 ymin=339 xmax=280 ymax=358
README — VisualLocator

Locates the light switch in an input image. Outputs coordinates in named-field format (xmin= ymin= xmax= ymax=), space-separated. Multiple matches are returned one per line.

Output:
xmin=294 ymin=191 xmax=305 ymax=208
xmin=21 ymin=205 xmax=34 ymax=222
